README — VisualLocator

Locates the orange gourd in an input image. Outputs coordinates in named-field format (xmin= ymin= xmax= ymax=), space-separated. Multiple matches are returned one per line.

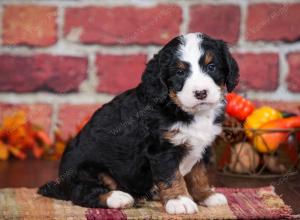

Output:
xmin=253 ymin=116 xmax=300 ymax=153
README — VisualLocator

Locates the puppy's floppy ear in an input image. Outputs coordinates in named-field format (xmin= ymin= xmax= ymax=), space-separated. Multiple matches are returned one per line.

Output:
xmin=218 ymin=40 xmax=239 ymax=92
xmin=141 ymin=53 xmax=168 ymax=103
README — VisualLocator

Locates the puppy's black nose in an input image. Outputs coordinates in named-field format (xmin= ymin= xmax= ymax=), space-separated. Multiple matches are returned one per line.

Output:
xmin=194 ymin=90 xmax=207 ymax=100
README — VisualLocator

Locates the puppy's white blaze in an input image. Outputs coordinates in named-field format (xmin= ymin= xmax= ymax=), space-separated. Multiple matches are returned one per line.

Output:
xmin=106 ymin=190 xmax=134 ymax=209
xmin=203 ymin=193 xmax=228 ymax=207
xmin=177 ymin=33 xmax=221 ymax=109
xmin=180 ymin=33 xmax=203 ymax=71
xmin=165 ymin=196 xmax=199 ymax=214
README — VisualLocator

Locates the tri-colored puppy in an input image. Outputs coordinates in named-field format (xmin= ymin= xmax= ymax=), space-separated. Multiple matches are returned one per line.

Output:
xmin=38 ymin=33 xmax=239 ymax=214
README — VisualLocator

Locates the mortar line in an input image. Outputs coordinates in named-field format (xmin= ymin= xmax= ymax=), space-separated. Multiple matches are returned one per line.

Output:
xmin=0 ymin=44 xmax=164 ymax=56
xmin=179 ymin=1 xmax=189 ymax=35
xmin=0 ymin=5 xmax=3 ymax=46
xmin=0 ymin=0 xmax=249 ymax=7
xmin=237 ymin=0 xmax=248 ymax=47
xmin=2 ymin=37 xmax=300 ymax=56
xmin=49 ymin=102 xmax=59 ymax=139
xmin=1 ymin=0 xmax=300 ymax=6
xmin=79 ymin=53 xmax=98 ymax=93
xmin=0 ymin=93 xmax=114 ymax=104
xmin=246 ymin=90 xmax=300 ymax=101
xmin=56 ymin=3 xmax=64 ymax=42
xmin=277 ymin=49 xmax=289 ymax=92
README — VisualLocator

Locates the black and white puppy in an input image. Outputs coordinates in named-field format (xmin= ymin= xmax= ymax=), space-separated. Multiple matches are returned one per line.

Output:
xmin=38 ymin=33 xmax=239 ymax=214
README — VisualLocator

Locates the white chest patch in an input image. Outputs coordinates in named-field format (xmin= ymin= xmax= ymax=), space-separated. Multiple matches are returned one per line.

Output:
xmin=168 ymin=106 xmax=222 ymax=176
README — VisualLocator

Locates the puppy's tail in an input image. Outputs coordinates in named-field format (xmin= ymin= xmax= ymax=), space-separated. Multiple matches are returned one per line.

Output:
xmin=37 ymin=179 xmax=71 ymax=200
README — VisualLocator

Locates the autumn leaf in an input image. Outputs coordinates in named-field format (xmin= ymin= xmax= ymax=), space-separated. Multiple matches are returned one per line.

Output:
xmin=32 ymin=144 xmax=44 ymax=159
xmin=0 ymin=111 xmax=91 ymax=160
xmin=0 ymin=141 xmax=9 ymax=160
xmin=1 ymin=111 xmax=27 ymax=133
xmin=9 ymin=146 xmax=27 ymax=160
xmin=35 ymin=130 xmax=52 ymax=146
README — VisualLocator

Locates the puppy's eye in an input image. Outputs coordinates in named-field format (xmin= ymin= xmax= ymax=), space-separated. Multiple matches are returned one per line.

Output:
xmin=176 ymin=70 xmax=185 ymax=75
xmin=207 ymin=63 xmax=216 ymax=72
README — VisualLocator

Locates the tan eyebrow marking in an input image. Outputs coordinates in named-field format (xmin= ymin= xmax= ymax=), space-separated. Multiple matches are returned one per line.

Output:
xmin=176 ymin=61 xmax=186 ymax=70
xmin=204 ymin=51 xmax=214 ymax=65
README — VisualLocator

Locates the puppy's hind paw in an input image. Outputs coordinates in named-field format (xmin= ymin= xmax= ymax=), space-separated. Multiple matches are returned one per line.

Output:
xmin=106 ymin=191 xmax=134 ymax=209
xmin=165 ymin=196 xmax=199 ymax=214
xmin=203 ymin=193 xmax=228 ymax=207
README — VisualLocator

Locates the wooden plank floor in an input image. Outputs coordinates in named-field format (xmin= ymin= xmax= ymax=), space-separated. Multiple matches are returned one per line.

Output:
xmin=0 ymin=159 xmax=299 ymax=215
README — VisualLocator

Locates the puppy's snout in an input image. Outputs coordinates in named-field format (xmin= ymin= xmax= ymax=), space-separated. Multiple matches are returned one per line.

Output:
xmin=194 ymin=90 xmax=207 ymax=100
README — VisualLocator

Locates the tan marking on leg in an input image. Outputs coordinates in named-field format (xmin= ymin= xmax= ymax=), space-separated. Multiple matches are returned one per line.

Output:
xmin=99 ymin=191 xmax=113 ymax=207
xmin=184 ymin=162 xmax=214 ymax=203
xmin=157 ymin=170 xmax=190 ymax=204
xmin=98 ymin=173 xmax=118 ymax=190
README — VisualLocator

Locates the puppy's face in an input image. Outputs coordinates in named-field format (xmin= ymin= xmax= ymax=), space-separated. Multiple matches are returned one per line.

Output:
xmin=142 ymin=33 xmax=239 ymax=113
xmin=164 ymin=33 xmax=238 ymax=112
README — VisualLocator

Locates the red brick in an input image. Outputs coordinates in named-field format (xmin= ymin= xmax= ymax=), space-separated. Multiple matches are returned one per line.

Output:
xmin=64 ymin=5 xmax=181 ymax=45
xmin=233 ymin=53 xmax=279 ymax=91
xmin=287 ymin=53 xmax=300 ymax=92
xmin=253 ymin=100 xmax=300 ymax=115
xmin=0 ymin=54 xmax=88 ymax=93
xmin=246 ymin=3 xmax=300 ymax=42
xmin=3 ymin=5 xmax=57 ymax=46
xmin=96 ymin=54 xmax=146 ymax=94
xmin=58 ymin=104 xmax=100 ymax=139
xmin=0 ymin=103 xmax=52 ymax=133
xmin=189 ymin=5 xmax=240 ymax=44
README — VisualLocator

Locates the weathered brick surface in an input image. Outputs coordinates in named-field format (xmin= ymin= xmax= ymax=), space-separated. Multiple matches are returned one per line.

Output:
xmin=3 ymin=5 xmax=57 ymax=46
xmin=96 ymin=54 xmax=147 ymax=94
xmin=0 ymin=104 xmax=52 ymax=133
xmin=64 ymin=5 xmax=182 ymax=45
xmin=58 ymin=104 xmax=101 ymax=139
xmin=0 ymin=1 xmax=299 ymax=136
xmin=246 ymin=3 xmax=300 ymax=42
xmin=233 ymin=53 xmax=279 ymax=91
xmin=189 ymin=5 xmax=240 ymax=44
xmin=287 ymin=53 xmax=300 ymax=92
xmin=0 ymin=55 xmax=88 ymax=93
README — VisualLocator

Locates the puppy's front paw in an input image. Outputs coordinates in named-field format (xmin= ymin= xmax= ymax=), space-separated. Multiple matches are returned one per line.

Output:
xmin=106 ymin=190 xmax=134 ymax=209
xmin=165 ymin=196 xmax=199 ymax=214
xmin=203 ymin=193 xmax=228 ymax=207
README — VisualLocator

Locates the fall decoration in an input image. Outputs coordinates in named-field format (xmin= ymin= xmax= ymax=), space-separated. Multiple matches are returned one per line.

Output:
xmin=263 ymin=155 xmax=287 ymax=173
xmin=0 ymin=111 xmax=90 ymax=160
xmin=0 ymin=111 xmax=50 ymax=160
xmin=221 ymin=114 xmax=245 ymax=143
xmin=244 ymin=106 xmax=282 ymax=138
xmin=225 ymin=93 xmax=255 ymax=121
xmin=253 ymin=116 xmax=300 ymax=153
xmin=228 ymin=142 xmax=260 ymax=174
xmin=213 ymin=92 xmax=300 ymax=177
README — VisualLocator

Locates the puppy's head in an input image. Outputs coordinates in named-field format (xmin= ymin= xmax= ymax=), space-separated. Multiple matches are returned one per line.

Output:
xmin=141 ymin=33 xmax=239 ymax=113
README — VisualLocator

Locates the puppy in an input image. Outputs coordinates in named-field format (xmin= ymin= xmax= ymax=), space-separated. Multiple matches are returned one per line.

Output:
xmin=38 ymin=33 xmax=239 ymax=214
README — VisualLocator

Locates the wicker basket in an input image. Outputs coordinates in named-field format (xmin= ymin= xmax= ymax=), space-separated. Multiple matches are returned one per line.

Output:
xmin=213 ymin=126 xmax=300 ymax=178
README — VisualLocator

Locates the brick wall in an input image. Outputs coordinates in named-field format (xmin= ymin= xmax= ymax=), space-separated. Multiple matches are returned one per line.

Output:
xmin=0 ymin=0 xmax=300 ymax=138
